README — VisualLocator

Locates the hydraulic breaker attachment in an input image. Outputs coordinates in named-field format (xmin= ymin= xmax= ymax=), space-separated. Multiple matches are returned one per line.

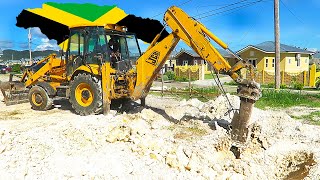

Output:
xmin=0 ymin=80 xmax=28 ymax=106
xmin=231 ymin=79 xmax=261 ymax=145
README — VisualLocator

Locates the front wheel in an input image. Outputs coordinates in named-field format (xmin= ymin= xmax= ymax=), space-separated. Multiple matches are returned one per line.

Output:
xmin=28 ymin=86 xmax=53 ymax=111
xmin=69 ymin=73 xmax=102 ymax=115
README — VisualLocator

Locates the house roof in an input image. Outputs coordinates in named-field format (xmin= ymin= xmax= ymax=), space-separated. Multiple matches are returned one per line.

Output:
xmin=313 ymin=52 xmax=320 ymax=59
xmin=168 ymin=50 xmax=179 ymax=59
xmin=174 ymin=49 xmax=235 ymax=59
xmin=174 ymin=49 xmax=200 ymax=58
xmin=237 ymin=41 xmax=313 ymax=54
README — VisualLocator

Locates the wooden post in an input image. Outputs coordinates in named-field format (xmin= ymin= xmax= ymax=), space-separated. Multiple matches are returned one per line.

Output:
xmin=309 ymin=64 xmax=316 ymax=87
xmin=161 ymin=68 xmax=164 ymax=97
xmin=9 ymin=74 xmax=13 ymax=82
xmin=274 ymin=0 xmax=281 ymax=89
xmin=303 ymin=71 xmax=307 ymax=86
xmin=188 ymin=68 xmax=191 ymax=98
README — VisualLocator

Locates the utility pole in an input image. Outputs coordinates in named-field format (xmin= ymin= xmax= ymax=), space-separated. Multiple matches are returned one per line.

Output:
xmin=274 ymin=0 xmax=280 ymax=89
xmin=28 ymin=28 xmax=32 ymax=65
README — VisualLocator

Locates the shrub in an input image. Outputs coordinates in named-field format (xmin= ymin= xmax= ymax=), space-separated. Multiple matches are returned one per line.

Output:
xmin=280 ymin=84 xmax=287 ymax=89
xmin=11 ymin=64 xmax=21 ymax=73
xmin=293 ymin=82 xmax=304 ymax=90
xmin=175 ymin=76 xmax=188 ymax=82
xmin=162 ymin=75 xmax=169 ymax=81
xmin=267 ymin=83 xmax=275 ymax=88
xmin=164 ymin=71 xmax=175 ymax=80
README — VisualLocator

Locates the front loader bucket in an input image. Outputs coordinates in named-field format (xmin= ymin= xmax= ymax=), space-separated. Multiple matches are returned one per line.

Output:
xmin=0 ymin=81 xmax=29 ymax=106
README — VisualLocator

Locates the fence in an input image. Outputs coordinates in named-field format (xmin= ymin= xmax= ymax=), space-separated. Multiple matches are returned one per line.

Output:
xmin=174 ymin=64 xmax=205 ymax=80
xmin=309 ymin=64 xmax=320 ymax=87
xmin=245 ymin=70 xmax=309 ymax=86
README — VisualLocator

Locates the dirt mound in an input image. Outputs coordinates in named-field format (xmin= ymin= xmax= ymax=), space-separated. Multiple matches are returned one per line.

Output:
xmin=0 ymin=93 xmax=319 ymax=179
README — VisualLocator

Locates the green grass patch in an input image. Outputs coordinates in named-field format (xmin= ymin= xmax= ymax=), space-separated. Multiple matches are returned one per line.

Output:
xmin=205 ymin=73 xmax=228 ymax=80
xmin=190 ymin=86 xmax=219 ymax=94
xmin=291 ymin=111 xmax=320 ymax=126
xmin=205 ymin=74 xmax=214 ymax=79
xmin=255 ymin=89 xmax=320 ymax=109
xmin=224 ymin=81 xmax=238 ymax=86
xmin=150 ymin=86 xmax=220 ymax=102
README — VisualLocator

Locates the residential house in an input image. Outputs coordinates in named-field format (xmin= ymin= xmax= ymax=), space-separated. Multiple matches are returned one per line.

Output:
xmin=174 ymin=49 xmax=237 ymax=73
xmin=237 ymin=41 xmax=313 ymax=73
xmin=163 ymin=50 xmax=178 ymax=72
xmin=310 ymin=52 xmax=320 ymax=65
xmin=175 ymin=49 xmax=204 ymax=66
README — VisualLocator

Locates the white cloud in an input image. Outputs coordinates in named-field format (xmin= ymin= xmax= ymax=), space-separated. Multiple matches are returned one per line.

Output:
xmin=31 ymin=28 xmax=60 ymax=51
xmin=35 ymin=38 xmax=60 ymax=51
xmin=31 ymin=27 xmax=47 ymax=39
xmin=0 ymin=40 xmax=14 ymax=49
xmin=41 ymin=38 xmax=50 ymax=43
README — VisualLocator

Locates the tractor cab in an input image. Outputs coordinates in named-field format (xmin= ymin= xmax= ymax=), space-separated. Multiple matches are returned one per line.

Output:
xmin=65 ymin=26 xmax=141 ymax=75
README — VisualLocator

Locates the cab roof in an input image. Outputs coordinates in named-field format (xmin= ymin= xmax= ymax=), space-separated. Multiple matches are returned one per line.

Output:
xmin=69 ymin=23 xmax=127 ymax=32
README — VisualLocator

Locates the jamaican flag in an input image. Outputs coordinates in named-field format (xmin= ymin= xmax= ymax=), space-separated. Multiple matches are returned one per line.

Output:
xmin=16 ymin=2 xmax=168 ymax=48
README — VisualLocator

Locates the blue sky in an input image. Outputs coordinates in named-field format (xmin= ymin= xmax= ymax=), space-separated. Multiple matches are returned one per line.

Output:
xmin=0 ymin=0 xmax=319 ymax=52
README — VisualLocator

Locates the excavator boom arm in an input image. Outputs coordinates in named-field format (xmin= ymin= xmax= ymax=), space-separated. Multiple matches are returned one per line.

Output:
xmin=164 ymin=6 xmax=243 ymax=81
xmin=131 ymin=33 xmax=180 ymax=100
xmin=133 ymin=6 xmax=260 ymax=100
xmin=132 ymin=6 xmax=261 ymax=145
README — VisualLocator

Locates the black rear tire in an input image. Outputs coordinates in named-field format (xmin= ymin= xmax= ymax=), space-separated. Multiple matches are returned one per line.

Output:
xmin=69 ymin=73 xmax=102 ymax=115
xmin=28 ymin=86 xmax=53 ymax=111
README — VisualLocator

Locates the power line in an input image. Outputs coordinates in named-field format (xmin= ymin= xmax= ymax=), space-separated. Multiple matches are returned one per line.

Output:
xmin=177 ymin=0 xmax=193 ymax=7
xmin=199 ymin=0 xmax=269 ymax=25
xmin=150 ymin=0 xmax=193 ymax=18
xmin=235 ymin=1 xmax=268 ymax=47
xmin=196 ymin=0 xmax=268 ymax=20
xmin=194 ymin=0 xmax=253 ymax=18
xmin=279 ymin=0 xmax=314 ymax=49
xmin=196 ymin=3 xmax=242 ymax=8
xmin=279 ymin=0 xmax=304 ymax=24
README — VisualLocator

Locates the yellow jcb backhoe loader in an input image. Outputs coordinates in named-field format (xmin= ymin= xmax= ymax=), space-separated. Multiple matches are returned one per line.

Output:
xmin=0 ymin=6 xmax=261 ymax=143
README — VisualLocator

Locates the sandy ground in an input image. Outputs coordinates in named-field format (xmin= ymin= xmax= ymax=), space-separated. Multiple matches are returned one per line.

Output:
xmin=0 ymin=73 xmax=320 ymax=179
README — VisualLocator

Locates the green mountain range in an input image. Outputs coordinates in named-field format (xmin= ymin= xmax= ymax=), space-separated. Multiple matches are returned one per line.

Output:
xmin=0 ymin=49 xmax=59 ymax=61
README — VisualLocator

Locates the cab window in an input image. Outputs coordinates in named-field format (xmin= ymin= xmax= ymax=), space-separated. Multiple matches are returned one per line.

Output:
xmin=87 ymin=34 xmax=107 ymax=64
xmin=68 ymin=31 xmax=84 ymax=58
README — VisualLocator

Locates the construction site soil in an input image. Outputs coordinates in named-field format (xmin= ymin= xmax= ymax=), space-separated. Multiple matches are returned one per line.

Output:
xmin=0 ymin=75 xmax=319 ymax=179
